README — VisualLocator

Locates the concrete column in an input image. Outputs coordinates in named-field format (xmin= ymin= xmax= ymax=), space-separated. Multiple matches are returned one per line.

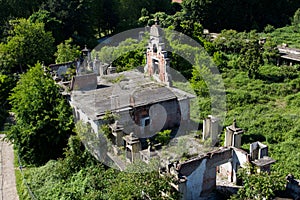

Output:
xmin=225 ymin=129 xmax=233 ymax=146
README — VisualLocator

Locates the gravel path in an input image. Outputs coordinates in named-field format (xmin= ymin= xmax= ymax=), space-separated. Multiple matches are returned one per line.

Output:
xmin=0 ymin=134 xmax=19 ymax=200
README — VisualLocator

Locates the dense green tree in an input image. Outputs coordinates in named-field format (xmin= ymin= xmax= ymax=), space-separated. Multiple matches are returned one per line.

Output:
xmin=96 ymin=37 xmax=148 ymax=72
xmin=230 ymin=166 xmax=286 ymax=200
xmin=6 ymin=63 xmax=73 ymax=165
xmin=0 ymin=18 xmax=55 ymax=73
xmin=41 ymin=0 xmax=97 ymax=47
xmin=213 ymin=29 xmax=242 ymax=54
xmin=22 ymin=133 xmax=179 ymax=199
xmin=54 ymin=38 xmax=81 ymax=64
xmin=182 ymin=0 xmax=211 ymax=24
xmin=92 ymin=0 xmax=119 ymax=37
xmin=170 ymin=53 xmax=193 ymax=79
xmin=238 ymin=40 xmax=264 ymax=78
xmin=292 ymin=8 xmax=300 ymax=27
xmin=262 ymin=38 xmax=280 ymax=64
xmin=29 ymin=9 xmax=63 ymax=44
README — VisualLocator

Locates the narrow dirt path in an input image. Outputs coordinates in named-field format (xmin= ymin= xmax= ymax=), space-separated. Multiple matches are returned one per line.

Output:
xmin=0 ymin=134 xmax=19 ymax=200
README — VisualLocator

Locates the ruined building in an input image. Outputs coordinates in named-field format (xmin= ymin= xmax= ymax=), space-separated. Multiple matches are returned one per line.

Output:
xmin=65 ymin=22 xmax=195 ymax=169
xmin=49 ymin=23 xmax=280 ymax=199
xmin=163 ymin=120 xmax=276 ymax=200
xmin=69 ymin=23 xmax=194 ymax=137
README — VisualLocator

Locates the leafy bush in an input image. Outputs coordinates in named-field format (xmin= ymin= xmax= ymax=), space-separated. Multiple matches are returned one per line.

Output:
xmin=6 ymin=63 xmax=74 ymax=166
xmin=23 ymin=135 xmax=179 ymax=200
xmin=155 ymin=129 xmax=171 ymax=145
xmin=231 ymin=166 xmax=285 ymax=200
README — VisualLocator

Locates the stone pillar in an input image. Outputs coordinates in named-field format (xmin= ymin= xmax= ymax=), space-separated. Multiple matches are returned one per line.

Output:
xmin=211 ymin=116 xmax=220 ymax=144
xmin=202 ymin=118 xmax=211 ymax=141
xmin=232 ymin=132 xmax=242 ymax=148
xmin=225 ymin=129 xmax=233 ymax=147
xmin=123 ymin=133 xmax=141 ymax=162
xmin=93 ymin=57 xmax=100 ymax=75
xmin=225 ymin=119 xmax=244 ymax=147
xmin=203 ymin=115 xmax=220 ymax=145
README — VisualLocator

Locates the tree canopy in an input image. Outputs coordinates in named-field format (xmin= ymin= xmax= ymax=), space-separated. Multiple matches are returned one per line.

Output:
xmin=0 ymin=18 xmax=55 ymax=73
xmin=54 ymin=38 xmax=81 ymax=64
xmin=6 ymin=63 xmax=74 ymax=165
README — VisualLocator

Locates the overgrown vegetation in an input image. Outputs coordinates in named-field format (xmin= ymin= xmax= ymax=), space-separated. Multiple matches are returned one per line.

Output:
xmin=5 ymin=63 xmax=74 ymax=166
xmin=19 ymin=134 xmax=179 ymax=200
xmin=230 ymin=165 xmax=286 ymax=200
xmin=155 ymin=129 xmax=171 ymax=145
xmin=1 ymin=0 xmax=300 ymax=199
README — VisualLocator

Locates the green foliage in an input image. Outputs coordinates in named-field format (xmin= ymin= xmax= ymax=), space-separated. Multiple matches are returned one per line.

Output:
xmin=24 ymin=138 xmax=106 ymax=200
xmin=116 ymin=0 xmax=172 ymax=31
xmin=22 ymin=134 xmax=179 ymax=199
xmin=114 ymin=50 xmax=145 ymax=72
xmin=213 ymin=29 xmax=242 ymax=53
xmin=182 ymin=0 xmax=300 ymax=32
xmin=292 ymin=8 xmax=300 ymax=26
xmin=262 ymin=25 xmax=300 ymax=48
xmin=0 ymin=18 xmax=55 ymax=73
xmin=102 ymin=110 xmax=118 ymax=123
xmin=54 ymin=38 xmax=81 ymax=64
xmin=170 ymin=53 xmax=193 ymax=79
xmin=28 ymin=10 xmax=62 ymax=44
xmin=96 ymin=37 xmax=147 ymax=72
xmin=13 ymin=150 xmax=31 ymax=200
xmin=0 ymin=74 xmax=16 ymax=127
xmin=190 ymin=65 xmax=210 ymax=97
xmin=214 ymin=30 xmax=264 ymax=78
xmin=238 ymin=40 xmax=264 ymax=78
xmin=213 ymin=51 xmax=228 ymax=70
xmin=41 ymin=0 xmax=97 ymax=46
xmin=231 ymin=166 xmax=286 ymax=200
xmin=264 ymin=24 xmax=275 ymax=33
xmin=222 ymin=64 xmax=300 ymax=177
xmin=262 ymin=38 xmax=280 ymax=64
xmin=6 ymin=63 xmax=74 ymax=165
xmin=109 ymin=163 xmax=179 ymax=199
xmin=155 ymin=129 xmax=171 ymax=145
xmin=182 ymin=0 xmax=211 ymax=23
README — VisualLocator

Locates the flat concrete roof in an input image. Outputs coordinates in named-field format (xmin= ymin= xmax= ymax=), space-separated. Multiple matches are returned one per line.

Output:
xmin=252 ymin=156 xmax=276 ymax=167
xmin=71 ymin=69 xmax=194 ymax=120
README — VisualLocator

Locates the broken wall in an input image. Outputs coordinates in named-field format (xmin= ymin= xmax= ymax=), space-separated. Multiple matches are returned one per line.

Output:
xmin=71 ymin=73 xmax=97 ymax=91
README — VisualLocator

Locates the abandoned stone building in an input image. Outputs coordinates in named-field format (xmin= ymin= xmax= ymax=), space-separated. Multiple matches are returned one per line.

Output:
xmin=160 ymin=120 xmax=276 ymax=200
xmin=48 ymin=23 xmax=289 ymax=199
xmin=66 ymin=23 xmax=195 ymax=169
xmin=70 ymin=22 xmax=191 ymax=133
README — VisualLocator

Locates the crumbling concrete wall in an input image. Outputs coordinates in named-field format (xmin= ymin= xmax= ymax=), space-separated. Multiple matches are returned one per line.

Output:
xmin=176 ymin=147 xmax=250 ymax=199
xmin=177 ymin=148 xmax=239 ymax=199
xmin=70 ymin=102 xmax=99 ymax=134
xmin=117 ymin=100 xmax=180 ymax=138
xmin=178 ymin=99 xmax=189 ymax=122
xmin=250 ymin=141 xmax=268 ymax=160
xmin=232 ymin=148 xmax=248 ymax=183
xmin=71 ymin=73 xmax=97 ymax=91
xmin=184 ymin=159 xmax=207 ymax=200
